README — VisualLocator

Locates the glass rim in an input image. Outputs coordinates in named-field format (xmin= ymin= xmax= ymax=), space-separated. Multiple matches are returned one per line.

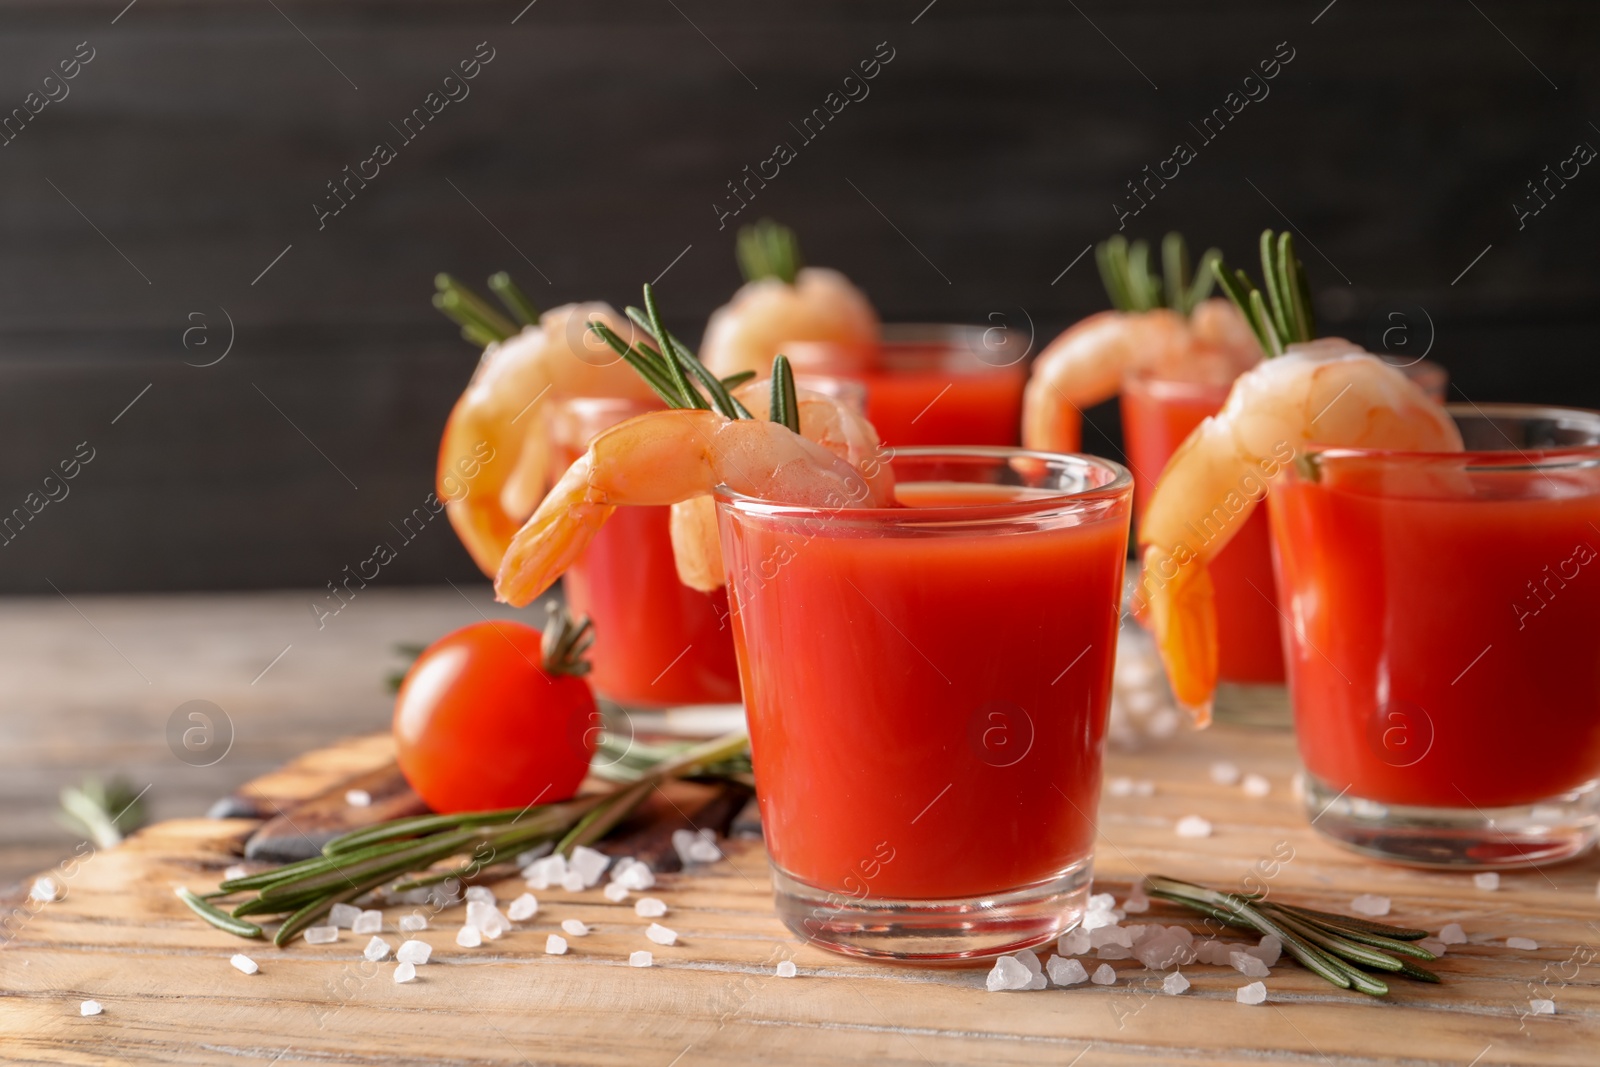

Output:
xmin=1307 ymin=402 xmax=1600 ymax=470
xmin=783 ymin=323 xmax=1031 ymax=375
xmin=714 ymin=445 xmax=1132 ymax=522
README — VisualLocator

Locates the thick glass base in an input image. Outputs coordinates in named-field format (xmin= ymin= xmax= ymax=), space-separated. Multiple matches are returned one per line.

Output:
xmin=1213 ymin=682 xmax=1291 ymax=729
xmin=770 ymin=858 xmax=1091 ymax=962
xmin=1303 ymin=773 xmax=1600 ymax=869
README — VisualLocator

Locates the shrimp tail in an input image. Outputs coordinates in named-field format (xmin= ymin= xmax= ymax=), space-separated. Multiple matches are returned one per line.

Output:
xmin=669 ymin=496 xmax=723 ymax=592
xmin=1139 ymin=545 xmax=1217 ymax=726
xmin=495 ymin=455 xmax=614 ymax=607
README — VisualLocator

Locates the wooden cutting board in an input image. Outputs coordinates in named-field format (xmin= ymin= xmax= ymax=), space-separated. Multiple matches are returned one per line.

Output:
xmin=2 ymin=725 xmax=1596 ymax=1066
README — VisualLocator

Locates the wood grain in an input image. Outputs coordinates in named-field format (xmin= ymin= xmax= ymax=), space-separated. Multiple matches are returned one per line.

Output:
xmin=4 ymin=725 xmax=1596 ymax=1065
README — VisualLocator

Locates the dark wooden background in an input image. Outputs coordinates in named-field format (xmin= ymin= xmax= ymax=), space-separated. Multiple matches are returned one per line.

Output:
xmin=1 ymin=0 xmax=1596 ymax=593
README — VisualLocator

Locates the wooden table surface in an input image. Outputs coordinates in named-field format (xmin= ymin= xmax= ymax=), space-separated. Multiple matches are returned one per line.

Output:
xmin=3 ymin=590 xmax=1598 ymax=1065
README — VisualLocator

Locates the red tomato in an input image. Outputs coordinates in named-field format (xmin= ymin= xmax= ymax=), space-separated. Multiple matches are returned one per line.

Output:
xmin=393 ymin=620 xmax=597 ymax=813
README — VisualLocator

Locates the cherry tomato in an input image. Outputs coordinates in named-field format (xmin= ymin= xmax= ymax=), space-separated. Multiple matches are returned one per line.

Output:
xmin=393 ymin=620 xmax=597 ymax=813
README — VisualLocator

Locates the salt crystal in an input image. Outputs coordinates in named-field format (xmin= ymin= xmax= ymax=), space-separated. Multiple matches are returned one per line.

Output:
xmin=1242 ymin=774 xmax=1271 ymax=798
xmin=630 ymin=950 xmax=653 ymax=968
xmin=393 ymin=960 xmax=416 ymax=983
xmin=1230 ymin=951 xmax=1269 ymax=978
xmin=776 ymin=960 xmax=798 ymax=978
xmin=1088 ymin=892 xmax=1116 ymax=911
xmin=1097 ymin=944 xmax=1132 ymax=960
xmin=352 ymin=909 xmax=383 ymax=935
xmin=1506 ymin=936 xmax=1538 ymax=950
xmin=516 ymin=844 xmax=553 ymax=868
xmin=635 ymin=897 xmax=668 ymax=918
xmin=507 ymin=893 xmax=538 ymax=921
xmin=230 ymin=953 xmax=259 ymax=975
xmin=1162 ymin=971 xmax=1190 ymax=995
xmin=1350 ymin=894 xmax=1391 ymax=917
xmin=1027 ymin=973 xmax=1048 ymax=990
xmin=1013 ymin=949 xmax=1042 ymax=975
xmin=455 ymin=925 xmax=481 ymax=948
xmin=363 ymin=936 xmax=391 ymax=962
xmin=1136 ymin=932 xmax=1190 ymax=969
xmin=1439 ymin=923 xmax=1467 ymax=945
xmin=561 ymin=919 xmax=589 ymax=937
xmin=1047 ymin=956 xmax=1088 ymax=986
xmin=1122 ymin=885 xmax=1150 ymax=913
xmin=223 ymin=864 xmax=249 ymax=881
xmin=1195 ymin=940 xmax=1231 ymax=966
xmin=1082 ymin=910 xmax=1116 ymax=931
xmin=466 ymin=900 xmax=508 ymax=938
xmin=399 ymin=913 xmax=428 ymax=932
xmin=608 ymin=856 xmax=635 ymax=881
xmin=561 ymin=871 xmax=586 ymax=893
xmin=1090 ymin=963 xmax=1117 ymax=985
xmin=1530 ymin=998 xmax=1556 ymax=1015
xmin=80 ymin=999 xmax=104 ymax=1016
xmin=545 ymin=934 xmax=568 ymax=955
xmin=604 ymin=882 xmax=631 ymax=903
xmin=1108 ymin=777 xmax=1135 ymax=797
xmin=30 ymin=877 xmax=59 ymax=903
xmin=1175 ymin=815 xmax=1213 ymax=838
xmin=1058 ymin=928 xmax=1091 ymax=955
xmin=646 ymin=923 xmax=677 ymax=946
xmin=1123 ymin=925 xmax=1152 ymax=944
xmin=1247 ymin=936 xmax=1282 ymax=968
xmin=569 ymin=845 xmax=611 ymax=887
xmin=1167 ymin=925 xmax=1194 ymax=944
xmin=329 ymin=902 xmax=362 ymax=929
xmin=1419 ymin=938 xmax=1447 ymax=955
xmin=304 ymin=925 xmax=339 ymax=945
xmin=345 ymin=789 xmax=371 ymax=807
xmin=465 ymin=886 xmax=495 ymax=905
xmin=1210 ymin=761 xmax=1241 ymax=786
xmin=617 ymin=860 xmax=656 ymax=891
xmin=687 ymin=829 xmax=723 ymax=864
xmin=1236 ymin=981 xmax=1267 ymax=1005
xmin=1474 ymin=872 xmax=1500 ymax=891
xmin=985 ymin=956 xmax=1032 ymax=992
xmin=671 ymin=828 xmax=699 ymax=866
xmin=1090 ymin=925 xmax=1133 ymax=949
xmin=397 ymin=940 xmax=432 ymax=965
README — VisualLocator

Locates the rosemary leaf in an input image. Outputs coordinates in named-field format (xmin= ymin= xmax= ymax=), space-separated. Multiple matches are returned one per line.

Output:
xmin=1162 ymin=232 xmax=1190 ymax=313
xmin=487 ymin=271 xmax=539 ymax=326
xmin=642 ymin=284 xmax=706 ymax=412
xmin=770 ymin=354 xmax=801 ymax=433
xmin=176 ymin=887 xmax=263 ymax=939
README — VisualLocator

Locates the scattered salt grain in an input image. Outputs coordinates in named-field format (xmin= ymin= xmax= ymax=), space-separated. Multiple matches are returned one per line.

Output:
xmin=399 ymin=913 xmax=428 ymax=932
xmin=393 ymin=960 xmax=416 ymax=983
xmin=1027 ymin=973 xmax=1048 ymax=990
xmin=1013 ymin=949 xmax=1043 ymax=975
xmin=345 ymin=789 xmax=371 ymax=807
xmin=646 ymin=923 xmax=677 ymax=946
xmin=561 ymin=919 xmax=589 ymax=937
xmin=1108 ymin=777 xmax=1135 ymax=797
xmin=1090 ymin=963 xmax=1117 ymax=986
xmin=304 ymin=925 xmax=339 ymax=945
xmin=230 ymin=953 xmax=258 ymax=975
xmin=1530 ymin=998 xmax=1556 ymax=1015
xmin=635 ymin=897 xmax=668 ymax=918
xmin=30 ymin=877 xmax=59 ymax=903
xmin=455 ymin=925 xmax=482 ymax=948
xmin=1230 ymin=951 xmax=1270 ymax=978
xmin=1046 ymin=956 xmax=1087 ymax=986
xmin=1439 ymin=923 xmax=1467 ymax=945
xmin=524 ymin=853 xmax=568 ymax=890
xmin=1097 ymin=944 xmax=1132 ymax=959
xmin=1210 ymin=761 xmax=1241 ymax=786
xmin=1242 ymin=773 xmax=1271 ymax=798
xmin=1236 ymin=981 xmax=1267 ymax=1005
xmin=1058 ymin=928 xmax=1091 ymax=955
xmin=1247 ymin=936 xmax=1282 ymax=968
xmin=630 ymin=950 xmax=653 ymax=968
xmin=352 ymin=909 xmax=383 ymax=935
xmin=516 ymin=843 xmax=553 ymax=868
xmin=329 ymin=902 xmax=362 ymax=929
xmin=545 ymin=934 xmax=567 ymax=955
xmin=363 ymin=936 xmax=391 ymax=962
xmin=1162 ymin=971 xmax=1190 ymax=995
xmin=1175 ymin=815 xmax=1213 ymax=838
xmin=1195 ymin=940 xmax=1231 ymax=966
xmin=1088 ymin=892 xmax=1116 ymax=911
xmin=687 ymin=829 xmax=723 ymax=864
xmin=776 ymin=960 xmax=798 ymax=978
xmin=397 ymin=940 xmax=432 ymax=965
xmin=1349 ymin=894 xmax=1391 ymax=918
xmin=80 ymin=1000 xmax=103 ymax=1016
xmin=1419 ymin=938 xmax=1447 ymax=955
xmin=1090 ymin=925 xmax=1133 ymax=949
xmin=465 ymin=886 xmax=495 ymax=905
xmin=466 ymin=900 xmax=509 ymax=939
xmin=1474 ymin=872 xmax=1500 ymax=891
xmin=569 ymin=845 xmax=611 ymax=888
xmin=615 ymin=859 xmax=656 ymax=891
xmin=561 ymin=870 xmax=587 ymax=892
xmin=1506 ymin=936 xmax=1539 ymax=950
xmin=223 ymin=864 xmax=249 ymax=881
xmin=1082 ymin=909 xmax=1116 ymax=931
xmin=1122 ymin=884 xmax=1150 ymax=913
xmin=985 ymin=956 xmax=1032 ymax=992
xmin=507 ymin=893 xmax=539 ymax=921
xmin=604 ymin=881 xmax=631 ymax=903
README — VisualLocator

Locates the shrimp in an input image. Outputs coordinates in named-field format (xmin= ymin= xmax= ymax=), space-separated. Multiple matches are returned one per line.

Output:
xmin=1021 ymin=300 xmax=1260 ymax=453
xmin=1136 ymin=339 xmax=1463 ymax=721
xmin=701 ymin=267 xmax=880 ymax=379
xmin=437 ymin=302 xmax=657 ymax=576
xmin=495 ymin=409 xmax=893 ymax=607
xmin=665 ymin=377 xmax=893 ymax=591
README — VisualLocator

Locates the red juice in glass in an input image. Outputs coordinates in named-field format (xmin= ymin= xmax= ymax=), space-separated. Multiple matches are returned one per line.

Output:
xmin=549 ymin=398 xmax=741 ymax=707
xmin=1271 ymin=404 xmax=1600 ymax=868
xmin=717 ymin=448 xmax=1132 ymax=959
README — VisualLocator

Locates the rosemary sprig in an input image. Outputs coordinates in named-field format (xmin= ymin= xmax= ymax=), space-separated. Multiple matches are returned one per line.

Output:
xmin=1096 ymin=233 xmax=1220 ymax=316
xmin=1209 ymin=229 xmax=1316 ymax=357
xmin=736 ymin=218 xmax=802 ymax=284
xmin=1143 ymin=874 xmax=1439 ymax=997
xmin=432 ymin=272 xmax=539 ymax=346
xmin=769 ymin=354 xmax=800 ymax=432
xmin=58 ymin=776 xmax=147 ymax=849
xmin=487 ymin=271 xmax=539 ymax=326
xmin=194 ymin=731 xmax=750 ymax=944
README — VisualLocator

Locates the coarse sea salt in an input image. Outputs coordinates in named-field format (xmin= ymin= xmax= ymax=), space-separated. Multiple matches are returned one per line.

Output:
xmin=561 ymin=919 xmax=589 ymax=937
xmin=466 ymin=900 xmax=509 ymax=939
xmin=304 ymin=925 xmax=339 ymax=945
xmin=569 ymin=845 xmax=611 ymax=888
xmin=1349 ymin=894 xmax=1391 ymax=917
xmin=776 ymin=960 xmax=798 ymax=978
xmin=352 ymin=909 xmax=383 ymax=935
xmin=1530 ymin=998 xmax=1556 ymax=1015
xmin=1058 ymin=928 xmax=1092 ymax=956
xmin=1175 ymin=815 xmax=1213 ymax=839
xmin=1230 ymin=951 xmax=1269 ymax=978
xmin=1507 ymin=936 xmax=1539 ymax=950
xmin=80 ymin=1000 xmax=103 ymax=1016
xmin=985 ymin=956 xmax=1032 ymax=992
xmin=646 ymin=923 xmax=677 ymax=946
xmin=399 ymin=913 xmax=428 ymax=932
xmin=615 ymin=859 xmax=656 ymax=891
xmin=329 ymin=902 xmax=362 ymax=929
xmin=230 ymin=954 xmax=258 ymax=975
xmin=545 ymin=934 xmax=568 ymax=955
xmin=1236 ymin=981 xmax=1267 ymax=1005
xmin=364 ymin=936 xmax=391 ymax=962
xmin=393 ymin=961 xmax=416 ymax=983
xmin=604 ymin=881 xmax=631 ymax=903
xmin=1242 ymin=773 xmax=1271 ymax=798
xmin=1474 ymin=872 xmax=1500 ymax=891
xmin=455 ymin=925 xmax=482 ymax=948
xmin=30 ymin=877 xmax=60 ymax=903
xmin=635 ymin=897 xmax=668 ymax=918
xmin=1090 ymin=963 xmax=1117 ymax=986
xmin=1439 ymin=923 xmax=1467 ymax=945
xmin=1013 ymin=949 xmax=1042 ymax=975
xmin=1163 ymin=971 xmax=1190 ymax=995
xmin=630 ymin=950 xmax=653 ymax=968
xmin=1210 ymin=761 xmax=1241 ymax=786
xmin=508 ymin=893 xmax=539 ymax=921
xmin=1047 ymin=956 xmax=1088 ymax=986
xmin=345 ymin=789 xmax=371 ymax=807
xmin=1108 ymin=777 xmax=1135 ymax=797
xmin=1090 ymin=925 xmax=1133 ymax=949
xmin=1419 ymin=938 xmax=1447 ymax=956
xmin=397 ymin=940 xmax=432 ymax=965
xmin=465 ymin=886 xmax=495 ymax=905
xmin=224 ymin=864 xmax=250 ymax=881
xmin=1122 ymin=885 xmax=1150 ymax=913
xmin=1247 ymin=936 xmax=1282 ymax=968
